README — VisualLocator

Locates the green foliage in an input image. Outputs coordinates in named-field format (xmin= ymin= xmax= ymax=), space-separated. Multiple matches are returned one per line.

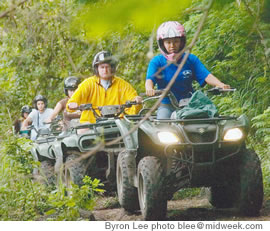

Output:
xmin=0 ymin=135 xmax=104 ymax=220
xmin=172 ymin=188 xmax=201 ymax=200
xmin=212 ymin=0 xmax=238 ymax=9
xmin=251 ymin=107 xmax=270 ymax=195
xmin=45 ymin=176 xmax=104 ymax=220
xmin=72 ymin=0 xmax=191 ymax=38
xmin=0 ymin=137 xmax=49 ymax=220
xmin=1 ymin=135 xmax=36 ymax=175
xmin=261 ymin=0 xmax=270 ymax=23
xmin=100 ymin=196 xmax=120 ymax=209
xmin=0 ymin=0 xmax=93 ymax=127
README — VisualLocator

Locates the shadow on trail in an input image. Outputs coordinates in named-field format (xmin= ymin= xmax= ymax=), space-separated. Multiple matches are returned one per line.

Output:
xmin=167 ymin=207 xmax=239 ymax=221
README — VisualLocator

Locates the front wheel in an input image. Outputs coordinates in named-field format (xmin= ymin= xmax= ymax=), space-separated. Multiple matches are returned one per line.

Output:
xmin=40 ymin=160 xmax=56 ymax=185
xmin=137 ymin=156 xmax=167 ymax=220
xmin=209 ymin=185 xmax=235 ymax=208
xmin=209 ymin=149 xmax=263 ymax=216
xmin=116 ymin=151 xmax=139 ymax=212
xmin=65 ymin=154 xmax=87 ymax=189
xmin=236 ymin=149 xmax=263 ymax=216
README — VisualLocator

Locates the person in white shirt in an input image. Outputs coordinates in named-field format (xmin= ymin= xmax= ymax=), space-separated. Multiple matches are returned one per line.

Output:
xmin=21 ymin=95 xmax=53 ymax=140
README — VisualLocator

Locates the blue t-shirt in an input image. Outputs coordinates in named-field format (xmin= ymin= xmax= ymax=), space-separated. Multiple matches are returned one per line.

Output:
xmin=146 ymin=53 xmax=210 ymax=104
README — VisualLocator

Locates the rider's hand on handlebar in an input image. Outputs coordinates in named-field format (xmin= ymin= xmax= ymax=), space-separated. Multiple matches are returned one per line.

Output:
xmin=68 ymin=102 xmax=78 ymax=110
xmin=145 ymin=87 xmax=156 ymax=96
xmin=218 ymin=83 xmax=231 ymax=89
xmin=133 ymin=96 xmax=143 ymax=104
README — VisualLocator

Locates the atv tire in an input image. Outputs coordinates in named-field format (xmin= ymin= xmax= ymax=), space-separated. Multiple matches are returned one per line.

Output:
xmin=209 ymin=149 xmax=263 ymax=216
xmin=116 ymin=151 xmax=139 ymax=212
xmin=40 ymin=160 xmax=56 ymax=185
xmin=209 ymin=185 xmax=235 ymax=208
xmin=137 ymin=156 xmax=167 ymax=220
xmin=236 ymin=149 xmax=263 ymax=216
xmin=65 ymin=154 xmax=87 ymax=188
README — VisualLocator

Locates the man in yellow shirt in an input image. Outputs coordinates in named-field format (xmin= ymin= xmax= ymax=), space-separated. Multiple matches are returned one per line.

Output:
xmin=67 ymin=51 xmax=142 ymax=125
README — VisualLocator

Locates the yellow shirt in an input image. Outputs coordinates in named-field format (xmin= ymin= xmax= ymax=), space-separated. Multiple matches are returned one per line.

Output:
xmin=67 ymin=75 xmax=142 ymax=123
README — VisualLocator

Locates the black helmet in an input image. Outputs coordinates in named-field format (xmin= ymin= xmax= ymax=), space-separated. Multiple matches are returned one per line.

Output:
xmin=92 ymin=51 xmax=117 ymax=75
xmin=33 ymin=95 xmax=47 ymax=109
xmin=64 ymin=76 xmax=80 ymax=96
xmin=21 ymin=105 xmax=32 ymax=117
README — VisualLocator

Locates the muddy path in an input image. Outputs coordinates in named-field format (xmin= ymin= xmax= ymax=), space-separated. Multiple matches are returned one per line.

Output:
xmin=92 ymin=194 xmax=270 ymax=221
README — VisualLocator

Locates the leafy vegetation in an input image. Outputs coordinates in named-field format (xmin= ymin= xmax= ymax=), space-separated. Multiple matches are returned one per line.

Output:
xmin=0 ymin=135 xmax=104 ymax=220
xmin=1 ymin=0 xmax=270 ymax=220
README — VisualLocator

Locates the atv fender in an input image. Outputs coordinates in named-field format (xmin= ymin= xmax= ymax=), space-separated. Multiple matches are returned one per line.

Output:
xmin=223 ymin=114 xmax=250 ymax=135
xmin=61 ymin=133 xmax=83 ymax=150
xmin=50 ymin=142 xmax=64 ymax=174
xmin=138 ymin=120 xmax=164 ymax=146
xmin=34 ymin=142 xmax=54 ymax=159
xmin=120 ymin=150 xmax=138 ymax=186
xmin=115 ymin=119 xmax=138 ymax=150
xmin=31 ymin=145 xmax=39 ymax=162
xmin=115 ymin=119 xmax=139 ymax=186
xmin=30 ymin=146 xmax=39 ymax=175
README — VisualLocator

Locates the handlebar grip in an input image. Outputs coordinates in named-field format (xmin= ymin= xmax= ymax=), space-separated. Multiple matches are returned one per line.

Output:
xmin=125 ymin=100 xmax=137 ymax=105
xmin=140 ymin=89 xmax=165 ymax=97
xmin=207 ymin=87 xmax=236 ymax=94
xmin=78 ymin=103 xmax=93 ymax=111
xmin=221 ymin=88 xmax=236 ymax=92
xmin=125 ymin=101 xmax=138 ymax=108
xmin=140 ymin=93 xmax=147 ymax=97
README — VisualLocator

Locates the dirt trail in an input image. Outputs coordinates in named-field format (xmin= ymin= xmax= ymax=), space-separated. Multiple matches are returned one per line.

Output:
xmin=92 ymin=195 xmax=270 ymax=221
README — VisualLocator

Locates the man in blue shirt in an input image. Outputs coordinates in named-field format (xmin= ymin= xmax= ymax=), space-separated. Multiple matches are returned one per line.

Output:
xmin=145 ymin=21 xmax=230 ymax=119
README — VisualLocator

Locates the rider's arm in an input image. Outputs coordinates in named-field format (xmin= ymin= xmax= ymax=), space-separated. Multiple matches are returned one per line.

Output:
xmin=66 ymin=79 xmax=88 ymax=112
xmin=64 ymin=110 xmax=81 ymax=120
xmin=145 ymin=56 xmax=161 ymax=96
xmin=205 ymin=74 xmax=230 ymax=89
xmin=145 ymin=79 xmax=156 ymax=96
xmin=67 ymin=102 xmax=79 ymax=111
xmin=21 ymin=116 xmax=32 ymax=130
xmin=120 ymin=80 xmax=142 ymax=115
xmin=45 ymin=102 xmax=63 ymax=123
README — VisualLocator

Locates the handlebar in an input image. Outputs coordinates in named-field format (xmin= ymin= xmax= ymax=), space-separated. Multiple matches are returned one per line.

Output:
xmin=207 ymin=87 xmax=236 ymax=95
xmin=77 ymin=103 xmax=93 ymax=111
xmin=139 ymin=87 xmax=236 ymax=115
xmin=140 ymin=90 xmax=164 ymax=97
xmin=75 ymin=101 xmax=139 ymax=119
xmin=140 ymin=90 xmax=180 ymax=109
xmin=43 ymin=115 xmax=62 ymax=125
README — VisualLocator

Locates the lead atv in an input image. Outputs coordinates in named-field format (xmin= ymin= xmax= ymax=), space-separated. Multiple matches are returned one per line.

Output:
xmin=116 ymin=88 xmax=264 ymax=220
xmin=30 ymin=101 xmax=140 ymax=191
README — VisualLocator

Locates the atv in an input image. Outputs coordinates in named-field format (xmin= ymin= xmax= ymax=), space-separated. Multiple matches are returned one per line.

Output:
xmin=30 ymin=101 xmax=140 ymax=190
xmin=116 ymin=88 xmax=264 ymax=220
xmin=29 ymin=116 xmax=66 ymax=184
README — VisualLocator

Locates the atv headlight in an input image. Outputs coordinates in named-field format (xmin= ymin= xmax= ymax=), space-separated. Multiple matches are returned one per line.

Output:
xmin=224 ymin=128 xmax=243 ymax=141
xmin=157 ymin=131 xmax=180 ymax=144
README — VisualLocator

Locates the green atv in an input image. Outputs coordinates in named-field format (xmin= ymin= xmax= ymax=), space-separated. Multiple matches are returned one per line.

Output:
xmin=116 ymin=88 xmax=264 ymax=220
xmin=30 ymin=101 xmax=140 ymax=190
xmin=29 ymin=117 xmax=64 ymax=184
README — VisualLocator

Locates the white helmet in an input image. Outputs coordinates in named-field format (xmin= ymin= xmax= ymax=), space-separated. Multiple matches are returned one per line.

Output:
xmin=157 ymin=21 xmax=186 ymax=61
